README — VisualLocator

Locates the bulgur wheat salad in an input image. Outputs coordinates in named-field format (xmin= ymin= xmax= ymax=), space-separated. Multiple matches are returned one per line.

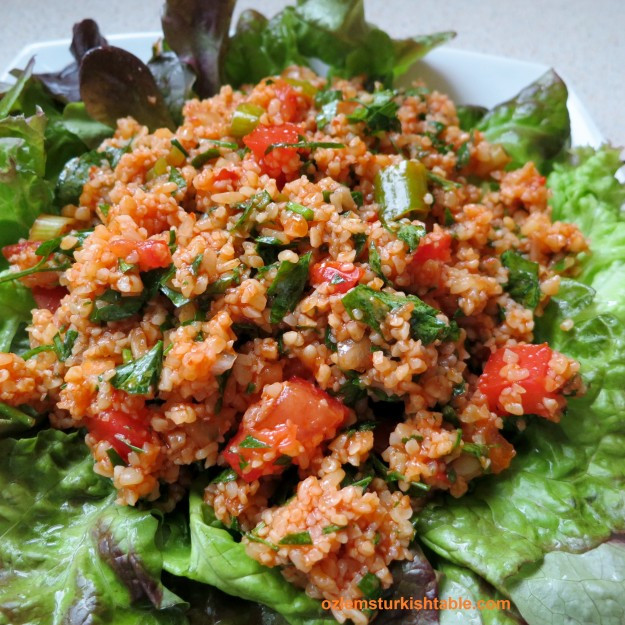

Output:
xmin=1 ymin=1 xmax=624 ymax=625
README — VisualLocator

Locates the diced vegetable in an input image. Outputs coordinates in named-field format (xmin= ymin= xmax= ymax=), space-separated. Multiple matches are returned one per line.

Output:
xmin=110 ymin=340 xmax=163 ymax=395
xmin=478 ymin=343 xmax=565 ymax=421
xmin=191 ymin=148 xmax=220 ymax=168
xmin=231 ymin=102 xmax=265 ymax=137
xmin=31 ymin=286 xmax=67 ymax=312
xmin=411 ymin=230 xmax=452 ymax=264
xmin=501 ymin=249 xmax=541 ymax=309
xmin=341 ymin=284 xmax=457 ymax=344
xmin=374 ymin=160 xmax=429 ymax=221
xmin=223 ymin=378 xmax=348 ymax=482
xmin=266 ymin=252 xmax=311 ymax=323
xmin=285 ymin=201 xmax=314 ymax=221
xmin=87 ymin=409 xmax=154 ymax=461
xmin=310 ymin=260 xmax=363 ymax=294
xmin=29 ymin=215 xmax=76 ymax=242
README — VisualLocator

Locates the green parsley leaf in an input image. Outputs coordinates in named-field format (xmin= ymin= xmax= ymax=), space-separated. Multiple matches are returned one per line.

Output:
xmin=341 ymin=284 xmax=457 ymax=344
xmin=110 ymin=341 xmax=163 ymax=395
xmin=348 ymin=90 xmax=400 ymax=134
xmin=501 ymin=249 xmax=541 ymax=309
xmin=267 ymin=252 xmax=311 ymax=324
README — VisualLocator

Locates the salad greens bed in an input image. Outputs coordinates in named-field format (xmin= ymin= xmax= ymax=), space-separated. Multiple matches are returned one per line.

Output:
xmin=1 ymin=1 xmax=624 ymax=623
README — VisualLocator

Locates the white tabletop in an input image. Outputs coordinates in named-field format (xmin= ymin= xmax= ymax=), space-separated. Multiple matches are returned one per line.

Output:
xmin=1 ymin=0 xmax=623 ymax=146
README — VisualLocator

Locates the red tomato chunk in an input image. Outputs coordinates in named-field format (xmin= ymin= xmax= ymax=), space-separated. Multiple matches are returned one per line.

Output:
xmin=88 ymin=409 xmax=154 ymax=462
xmin=243 ymin=123 xmax=301 ymax=178
xmin=478 ymin=343 xmax=564 ymax=420
xmin=310 ymin=261 xmax=363 ymax=294
xmin=411 ymin=231 xmax=452 ymax=265
xmin=224 ymin=378 xmax=348 ymax=482
xmin=110 ymin=238 xmax=172 ymax=271
xmin=32 ymin=286 xmax=68 ymax=312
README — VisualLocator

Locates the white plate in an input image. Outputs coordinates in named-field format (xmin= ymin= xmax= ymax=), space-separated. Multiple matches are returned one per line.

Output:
xmin=1 ymin=32 xmax=603 ymax=148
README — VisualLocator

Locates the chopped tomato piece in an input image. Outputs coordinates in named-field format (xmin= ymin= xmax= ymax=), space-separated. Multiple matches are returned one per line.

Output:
xmin=274 ymin=80 xmax=299 ymax=122
xmin=2 ymin=240 xmax=40 ymax=262
xmin=224 ymin=378 xmax=349 ymax=482
xmin=213 ymin=168 xmax=240 ymax=183
xmin=243 ymin=123 xmax=301 ymax=178
xmin=110 ymin=238 xmax=172 ymax=271
xmin=311 ymin=261 xmax=363 ymax=294
xmin=32 ymin=286 xmax=68 ymax=312
xmin=478 ymin=343 xmax=564 ymax=420
xmin=462 ymin=420 xmax=515 ymax=474
xmin=136 ymin=240 xmax=172 ymax=271
xmin=88 ymin=409 xmax=154 ymax=462
xmin=412 ymin=231 xmax=452 ymax=264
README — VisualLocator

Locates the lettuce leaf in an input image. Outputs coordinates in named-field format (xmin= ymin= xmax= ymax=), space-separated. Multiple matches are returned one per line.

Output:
xmin=0 ymin=280 xmax=35 ymax=353
xmin=161 ymin=483 xmax=334 ymax=625
xmin=438 ymin=561 xmax=525 ymax=625
xmin=0 ymin=430 xmax=187 ymax=624
xmin=476 ymin=70 xmax=570 ymax=173
xmin=0 ymin=110 xmax=53 ymax=261
xmin=507 ymin=539 xmax=625 ymax=625
xmin=224 ymin=0 xmax=453 ymax=87
xmin=417 ymin=146 xmax=625 ymax=610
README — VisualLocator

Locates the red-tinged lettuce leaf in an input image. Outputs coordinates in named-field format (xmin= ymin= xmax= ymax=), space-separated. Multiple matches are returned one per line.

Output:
xmin=416 ymin=146 xmax=625 ymax=618
xmin=148 ymin=47 xmax=197 ymax=126
xmin=377 ymin=544 xmax=439 ymax=624
xmin=506 ymin=538 xmax=625 ymax=625
xmin=476 ymin=70 xmax=570 ymax=174
xmin=0 ymin=430 xmax=187 ymax=624
xmin=160 ymin=482 xmax=334 ymax=625
xmin=36 ymin=19 xmax=108 ymax=103
xmin=80 ymin=46 xmax=175 ymax=132
xmin=162 ymin=0 xmax=236 ymax=99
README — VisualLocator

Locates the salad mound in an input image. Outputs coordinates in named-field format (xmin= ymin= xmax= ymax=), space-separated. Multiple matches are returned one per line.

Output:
xmin=0 ymin=1 xmax=624 ymax=625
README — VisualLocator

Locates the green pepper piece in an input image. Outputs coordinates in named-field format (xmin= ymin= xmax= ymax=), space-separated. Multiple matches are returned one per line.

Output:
xmin=231 ymin=103 xmax=265 ymax=138
xmin=374 ymin=160 xmax=428 ymax=222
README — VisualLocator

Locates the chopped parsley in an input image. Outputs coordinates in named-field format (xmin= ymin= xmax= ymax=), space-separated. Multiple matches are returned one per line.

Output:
xmin=278 ymin=531 xmax=313 ymax=545
xmin=239 ymin=435 xmax=270 ymax=449
xmin=501 ymin=249 xmax=541 ymax=309
xmin=341 ymin=284 xmax=458 ymax=345
xmin=110 ymin=341 xmax=163 ymax=395
xmin=266 ymin=252 xmax=311 ymax=324
xmin=314 ymin=89 xmax=343 ymax=128
xmin=348 ymin=90 xmax=401 ymax=134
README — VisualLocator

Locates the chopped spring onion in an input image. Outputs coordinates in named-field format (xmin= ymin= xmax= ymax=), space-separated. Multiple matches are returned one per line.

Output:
xmin=231 ymin=102 xmax=265 ymax=138
xmin=29 ymin=215 xmax=76 ymax=242
xmin=285 ymin=201 xmax=314 ymax=221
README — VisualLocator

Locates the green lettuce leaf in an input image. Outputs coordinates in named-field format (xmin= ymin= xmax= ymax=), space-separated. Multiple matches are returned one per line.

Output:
xmin=0 ymin=110 xmax=53 ymax=262
xmin=0 ymin=429 xmax=187 ymax=624
xmin=417 ymin=146 xmax=625 ymax=601
xmin=477 ymin=70 xmax=570 ymax=173
xmin=438 ymin=561 xmax=525 ymax=625
xmin=161 ymin=483 xmax=334 ymax=625
xmin=0 ymin=280 xmax=35 ymax=353
xmin=225 ymin=0 xmax=453 ymax=86
xmin=507 ymin=539 xmax=625 ymax=625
